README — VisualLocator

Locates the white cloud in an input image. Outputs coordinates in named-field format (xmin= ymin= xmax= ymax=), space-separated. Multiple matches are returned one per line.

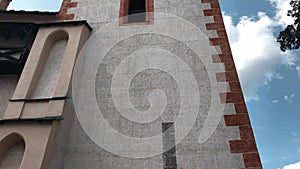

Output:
xmin=289 ymin=131 xmax=300 ymax=143
xmin=282 ymin=161 xmax=300 ymax=169
xmin=223 ymin=0 xmax=297 ymax=101
xmin=284 ymin=94 xmax=296 ymax=103
xmin=269 ymin=0 xmax=294 ymax=27
xmin=275 ymin=73 xmax=284 ymax=79
xmin=292 ymin=138 xmax=300 ymax=143
xmin=272 ymin=100 xmax=279 ymax=103
xmin=284 ymin=95 xmax=289 ymax=100
xmin=296 ymin=66 xmax=300 ymax=80
xmin=290 ymin=132 xmax=299 ymax=137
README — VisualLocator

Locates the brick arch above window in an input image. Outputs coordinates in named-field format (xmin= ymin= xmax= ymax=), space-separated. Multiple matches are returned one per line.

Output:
xmin=119 ymin=0 xmax=154 ymax=26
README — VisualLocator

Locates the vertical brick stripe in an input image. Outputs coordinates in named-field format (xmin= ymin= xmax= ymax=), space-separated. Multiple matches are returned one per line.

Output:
xmin=201 ymin=0 xmax=262 ymax=168
xmin=244 ymin=153 xmax=262 ymax=168
xmin=58 ymin=0 xmax=78 ymax=20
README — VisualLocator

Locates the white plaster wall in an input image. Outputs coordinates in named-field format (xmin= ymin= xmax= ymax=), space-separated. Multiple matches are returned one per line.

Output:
xmin=60 ymin=1 xmax=245 ymax=169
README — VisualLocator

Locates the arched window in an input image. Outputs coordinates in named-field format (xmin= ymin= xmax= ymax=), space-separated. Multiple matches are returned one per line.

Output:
xmin=0 ymin=133 xmax=25 ymax=169
xmin=31 ymin=30 xmax=69 ymax=99
xmin=119 ymin=0 xmax=154 ymax=25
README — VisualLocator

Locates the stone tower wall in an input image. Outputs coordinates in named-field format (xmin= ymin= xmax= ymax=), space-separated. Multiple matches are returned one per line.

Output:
xmin=54 ymin=0 xmax=262 ymax=168
xmin=0 ymin=0 xmax=262 ymax=169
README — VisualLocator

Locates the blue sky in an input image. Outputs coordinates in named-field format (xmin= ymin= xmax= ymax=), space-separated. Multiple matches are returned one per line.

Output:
xmin=220 ymin=0 xmax=300 ymax=169
xmin=7 ymin=0 xmax=62 ymax=11
xmin=7 ymin=0 xmax=300 ymax=169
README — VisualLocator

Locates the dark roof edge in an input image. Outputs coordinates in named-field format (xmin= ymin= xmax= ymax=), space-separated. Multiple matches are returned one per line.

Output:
xmin=38 ymin=20 xmax=93 ymax=31
xmin=0 ymin=116 xmax=64 ymax=124
xmin=0 ymin=10 xmax=59 ymax=15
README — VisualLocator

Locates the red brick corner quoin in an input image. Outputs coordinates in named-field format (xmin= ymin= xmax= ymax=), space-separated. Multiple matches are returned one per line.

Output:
xmin=202 ymin=0 xmax=263 ymax=168
xmin=59 ymin=0 xmax=78 ymax=20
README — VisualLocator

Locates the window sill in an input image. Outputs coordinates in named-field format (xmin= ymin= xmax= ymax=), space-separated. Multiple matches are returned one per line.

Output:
xmin=119 ymin=20 xmax=154 ymax=26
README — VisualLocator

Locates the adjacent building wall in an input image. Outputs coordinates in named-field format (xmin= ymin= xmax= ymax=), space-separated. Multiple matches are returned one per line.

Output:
xmin=0 ymin=0 xmax=10 ymax=10
xmin=0 ymin=75 xmax=18 ymax=119
xmin=0 ymin=139 xmax=25 ymax=169
xmin=0 ymin=22 xmax=91 ymax=169
xmin=32 ymin=39 xmax=68 ymax=99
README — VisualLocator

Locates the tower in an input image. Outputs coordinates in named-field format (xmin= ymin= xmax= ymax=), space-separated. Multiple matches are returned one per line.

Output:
xmin=0 ymin=0 xmax=262 ymax=169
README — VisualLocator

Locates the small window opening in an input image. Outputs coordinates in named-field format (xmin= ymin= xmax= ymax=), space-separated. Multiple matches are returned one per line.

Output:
xmin=119 ymin=0 xmax=154 ymax=25
xmin=128 ymin=0 xmax=146 ymax=23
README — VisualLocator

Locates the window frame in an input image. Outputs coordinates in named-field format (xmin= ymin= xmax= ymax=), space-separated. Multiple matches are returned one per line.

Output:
xmin=119 ymin=0 xmax=154 ymax=26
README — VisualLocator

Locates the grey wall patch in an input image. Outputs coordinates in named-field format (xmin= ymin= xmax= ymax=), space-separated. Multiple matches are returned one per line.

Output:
xmin=162 ymin=122 xmax=177 ymax=169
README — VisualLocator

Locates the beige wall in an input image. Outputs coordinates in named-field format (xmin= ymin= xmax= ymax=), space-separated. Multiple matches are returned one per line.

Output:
xmin=0 ymin=123 xmax=53 ymax=169
xmin=4 ymin=24 xmax=90 ymax=120
xmin=32 ymin=39 xmax=68 ymax=99
xmin=0 ymin=0 xmax=10 ymax=10
xmin=0 ymin=75 xmax=18 ymax=119
xmin=0 ymin=139 xmax=25 ymax=169
xmin=0 ymin=23 xmax=91 ymax=169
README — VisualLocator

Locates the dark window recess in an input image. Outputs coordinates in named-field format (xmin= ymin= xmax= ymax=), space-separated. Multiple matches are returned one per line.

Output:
xmin=162 ymin=122 xmax=177 ymax=169
xmin=0 ymin=23 xmax=38 ymax=74
xmin=128 ymin=0 xmax=146 ymax=23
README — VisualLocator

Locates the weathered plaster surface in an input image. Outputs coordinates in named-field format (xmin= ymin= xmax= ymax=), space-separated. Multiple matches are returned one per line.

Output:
xmin=60 ymin=0 xmax=245 ymax=169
